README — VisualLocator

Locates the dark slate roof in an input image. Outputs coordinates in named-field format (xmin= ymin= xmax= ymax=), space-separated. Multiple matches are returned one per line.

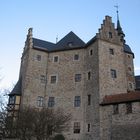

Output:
xmin=33 ymin=31 xmax=85 ymax=52
xmin=33 ymin=38 xmax=56 ymax=51
xmin=124 ymin=44 xmax=134 ymax=57
xmin=9 ymin=78 xmax=22 ymax=96
xmin=135 ymin=76 xmax=140 ymax=90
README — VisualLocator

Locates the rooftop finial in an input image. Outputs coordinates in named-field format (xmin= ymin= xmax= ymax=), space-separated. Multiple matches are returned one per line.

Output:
xmin=114 ymin=4 xmax=119 ymax=21
xmin=114 ymin=4 xmax=125 ymax=41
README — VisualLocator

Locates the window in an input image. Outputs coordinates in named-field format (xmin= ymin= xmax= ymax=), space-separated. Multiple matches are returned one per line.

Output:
xmin=89 ymin=49 xmax=93 ymax=56
xmin=88 ymin=72 xmax=91 ymax=80
xmin=53 ymin=56 xmax=59 ymax=62
xmin=48 ymin=97 xmax=55 ymax=107
xmin=128 ymin=67 xmax=132 ymax=71
xmin=37 ymin=96 xmax=44 ymax=107
xmin=88 ymin=95 xmax=91 ymax=105
xmin=40 ymin=75 xmax=46 ymax=83
xmin=113 ymin=104 xmax=119 ymax=114
xmin=129 ymin=83 xmax=133 ymax=89
xmin=67 ymin=42 xmax=73 ymax=47
xmin=74 ymin=96 xmax=81 ymax=107
xmin=74 ymin=122 xmax=80 ymax=133
xmin=87 ymin=124 xmax=90 ymax=132
xmin=75 ymin=74 xmax=81 ymax=82
xmin=111 ymin=69 xmax=117 ymax=78
xmin=9 ymin=96 xmax=15 ymax=104
xmin=126 ymin=103 xmax=132 ymax=114
xmin=109 ymin=32 xmax=112 ymax=38
xmin=50 ymin=75 xmax=57 ymax=84
xmin=74 ymin=54 xmax=79 ymax=60
xmin=109 ymin=48 xmax=114 ymax=55
xmin=36 ymin=55 xmax=41 ymax=61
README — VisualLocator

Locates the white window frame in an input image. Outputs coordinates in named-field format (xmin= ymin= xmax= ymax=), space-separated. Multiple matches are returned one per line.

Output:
xmin=73 ymin=54 xmax=79 ymax=61
xmin=53 ymin=55 xmax=59 ymax=63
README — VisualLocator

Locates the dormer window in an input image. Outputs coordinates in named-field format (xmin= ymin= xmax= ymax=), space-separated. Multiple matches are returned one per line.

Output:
xmin=67 ymin=42 xmax=73 ymax=47
xmin=109 ymin=32 xmax=113 ymax=38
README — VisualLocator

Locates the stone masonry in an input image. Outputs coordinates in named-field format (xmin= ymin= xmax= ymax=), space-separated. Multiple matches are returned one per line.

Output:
xmin=9 ymin=16 xmax=140 ymax=140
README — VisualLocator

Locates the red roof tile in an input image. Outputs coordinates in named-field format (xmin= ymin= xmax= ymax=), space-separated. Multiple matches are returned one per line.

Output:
xmin=101 ymin=91 xmax=140 ymax=105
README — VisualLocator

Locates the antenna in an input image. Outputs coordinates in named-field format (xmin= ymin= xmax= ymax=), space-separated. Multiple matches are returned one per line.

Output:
xmin=56 ymin=35 xmax=58 ymax=43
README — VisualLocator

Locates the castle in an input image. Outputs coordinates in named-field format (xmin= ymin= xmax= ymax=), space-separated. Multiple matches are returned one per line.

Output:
xmin=8 ymin=15 xmax=140 ymax=140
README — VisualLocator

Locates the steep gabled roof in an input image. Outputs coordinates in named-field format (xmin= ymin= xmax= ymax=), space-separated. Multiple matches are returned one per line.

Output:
xmin=56 ymin=31 xmax=85 ymax=50
xmin=9 ymin=78 xmax=22 ymax=96
xmin=33 ymin=31 xmax=85 ymax=52
xmin=33 ymin=38 xmax=56 ymax=51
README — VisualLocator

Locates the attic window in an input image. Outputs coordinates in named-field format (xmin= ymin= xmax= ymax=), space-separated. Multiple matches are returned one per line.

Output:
xmin=109 ymin=32 xmax=113 ymax=38
xmin=67 ymin=42 xmax=73 ymax=47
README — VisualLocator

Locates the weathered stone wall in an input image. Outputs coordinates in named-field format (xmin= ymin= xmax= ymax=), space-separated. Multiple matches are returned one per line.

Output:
xmin=124 ymin=53 xmax=135 ymax=91
xmin=99 ymin=102 xmax=140 ymax=140
xmin=98 ymin=40 xmax=127 ymax=101
xmin=83 ymin=41 xmax=100 ymax=140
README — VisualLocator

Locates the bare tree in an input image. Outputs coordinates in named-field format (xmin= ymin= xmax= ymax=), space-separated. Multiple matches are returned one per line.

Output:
xmin=0 ymin=89 xmax=9 ymax=139
xmin=15 ymin=107 xmax=71 ymax=140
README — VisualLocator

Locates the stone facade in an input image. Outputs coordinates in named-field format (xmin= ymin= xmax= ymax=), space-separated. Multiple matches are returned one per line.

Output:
xmin=9 ymin=16 xmax=140 ymax=140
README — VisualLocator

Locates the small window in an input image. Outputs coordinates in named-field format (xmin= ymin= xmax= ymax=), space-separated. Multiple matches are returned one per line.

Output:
xmin=40 ymin=75 xmax=46 ymax=83
xmin=75 ymin=74 xmax=81 ymax=82
xmin=88 ymin=95 xmax=91 ymax=105
xmin=87 ymin=124 xmax=90 ymax=132
xmin=74 ymin=54 xmax=79 ymax=60
xmin=109 ymin=48 xmax=114 ymax=55
xmin=9 ymin=96 xmax=15 ymax=104
xmin=128 ymin=55 xmax=130 ymax=58
xmin=53 ymin=56 xmax=59 ymax=62
xmin=37 ymin=96 xmax=44 ymax=107
xmin=109 ymin=32 xmax=112 ymax=38
xmin=67 ymin=42 xmax=73 ymax=47
xmin=129 ymin=83 xmax=133 ymax=89
xmin=111 ymin=69 xmax=117 ymax=78
xmin=74 ymin=122 xmax=80 ymax=133
xmin=36 ymin=55 xmax=41 ymax=61
xmin=48 ymin=97 xmax=55 ymax=107
xmin=88 ymin=72 xmax=91 ymax=80
xmin=89 ymin=49 xmax=93 ymax=56
xmin=128 ymin=67 xmax=132 ymax=71
xmin=113 ymin=104 xmax=119 ymax=114
xmin=126 ymin=103 xmax=132 ymax=114
xmin=74 ymin=96 xmax=81 ymax=107
xmin=50 ymin=75 xmax=57 ymax=84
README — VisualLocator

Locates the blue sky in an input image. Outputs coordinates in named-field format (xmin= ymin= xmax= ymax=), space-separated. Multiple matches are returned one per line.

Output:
xmin=0 ymin=0 xmax=140 ymax=89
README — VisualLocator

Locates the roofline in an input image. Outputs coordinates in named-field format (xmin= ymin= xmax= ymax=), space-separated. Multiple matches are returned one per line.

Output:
xmin=100 ymin=99 xmax=140 ymax=106
xmin=33 ymin=45 xmax=85 ymax=53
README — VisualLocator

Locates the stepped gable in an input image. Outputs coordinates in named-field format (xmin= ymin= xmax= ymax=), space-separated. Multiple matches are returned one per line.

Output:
xmin=96 ymin=16 xmax=122 ymax=45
